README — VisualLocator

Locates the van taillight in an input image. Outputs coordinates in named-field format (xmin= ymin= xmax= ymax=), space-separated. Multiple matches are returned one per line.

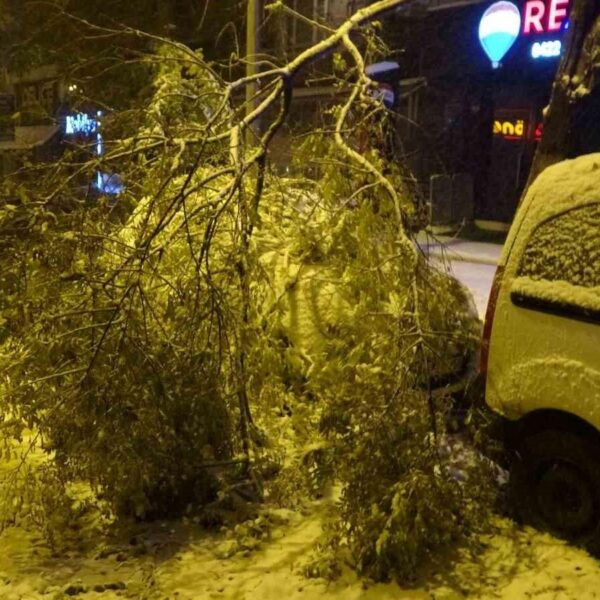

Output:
xmin=480 ymin=265 xmax=505 ymax=375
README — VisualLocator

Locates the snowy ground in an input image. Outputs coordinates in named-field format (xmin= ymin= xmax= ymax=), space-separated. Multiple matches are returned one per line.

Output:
xmin=3 ymin=238 xmax=600 ymax=598
xmin=445 ymin=259 xmax=496 ymax=318
xmin=421 ymin=237 xmax=501 ymax=318
xmin=2 ymin=497 xmax=600 ymax=599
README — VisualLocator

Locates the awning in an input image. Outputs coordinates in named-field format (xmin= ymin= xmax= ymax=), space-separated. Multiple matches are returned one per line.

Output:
xmin=0 ymin=125 xmax=59 ymax=151
xmin=426 ymin=0 xmax=486 ymax=10
xmin=294 ymin=77 xmax=427 ymax=99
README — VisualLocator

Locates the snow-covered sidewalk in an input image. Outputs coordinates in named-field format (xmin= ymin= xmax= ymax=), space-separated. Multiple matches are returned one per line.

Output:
xmin=2 ymin=500 xmax=600 ymax=599
xmin=419 ymin=236 xmax=503 ymax=267
xmin=417 ymin=235 xmax=503 ymax=318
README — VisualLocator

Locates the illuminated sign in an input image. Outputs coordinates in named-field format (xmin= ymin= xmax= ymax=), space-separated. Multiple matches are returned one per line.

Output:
xmin=479 ymin=0 xmax=570 ymax=67
xmin=531 ymin=39 xmax=561 ymax=58
xmin=65 ymin=113 xmax=98 ymax=136
xmin=96 ymin=172 xmax=124 ymax=195
xmin=64 ymin=111 xmax=122 ymax=195
xmin=493 ymin=118 xmax=526 ymax=140
xmin=479 ymin=2 xmax=521 ymax=68
xmin=492 ymin=109 xmax=545 ymax=142
xmin=522 ymin=0 xmax=569 ymax=34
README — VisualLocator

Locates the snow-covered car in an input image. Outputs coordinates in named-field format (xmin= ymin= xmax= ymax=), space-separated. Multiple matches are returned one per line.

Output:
xmin=255 ymin=184 xmax=480 ymax=401
xmin=259 ymin=240 xmax=479 ymax=400
xmin=480 ymin=154 xmax=600 ymax=546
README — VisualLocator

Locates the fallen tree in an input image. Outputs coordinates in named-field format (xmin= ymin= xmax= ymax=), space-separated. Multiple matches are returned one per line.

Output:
xmin=0 ymin=0 xmax=491 ymax=581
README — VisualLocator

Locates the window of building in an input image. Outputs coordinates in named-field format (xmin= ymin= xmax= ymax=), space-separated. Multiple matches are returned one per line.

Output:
xmin=286 ymin=0 xmax=331 ymax=51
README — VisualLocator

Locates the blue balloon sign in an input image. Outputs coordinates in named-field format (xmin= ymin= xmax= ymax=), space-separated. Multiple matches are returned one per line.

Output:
xmin=479 ymin=1 xmax=521 ymax=68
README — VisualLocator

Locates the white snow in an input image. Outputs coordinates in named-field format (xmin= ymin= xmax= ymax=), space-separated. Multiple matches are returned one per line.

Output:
xmin=421 ymin=238 xmax=502 ymax=267
xmin=506 ymin=154 xmax=600 ymax=269
xmin=512 ymin=277 xmax=600 ymax=313
xmin=2 ymin=501 xmax=600 ymax=599
xmin=419 ymin=237 xmax=500 ymax=318
xmin=444 ymin=259 xmax=496 ymax=318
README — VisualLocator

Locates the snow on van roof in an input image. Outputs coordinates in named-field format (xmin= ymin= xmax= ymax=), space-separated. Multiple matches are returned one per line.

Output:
xmin=500 ymin=153 xmax=600 ymax=266
xmin=526 ymin=154 xmax=600 ymax=223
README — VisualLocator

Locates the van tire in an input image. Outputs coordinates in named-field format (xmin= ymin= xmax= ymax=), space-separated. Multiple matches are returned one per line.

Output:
xmin=509 ymin=429 xmax=600 ymax=550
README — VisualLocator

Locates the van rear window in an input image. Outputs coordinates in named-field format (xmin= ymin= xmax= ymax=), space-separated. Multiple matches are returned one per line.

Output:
xmin=518 ymin=203 xmax=600 ymax=289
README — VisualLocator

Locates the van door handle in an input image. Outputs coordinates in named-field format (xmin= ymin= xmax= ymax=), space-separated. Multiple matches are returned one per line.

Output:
xmin=511 ymin=290 xmax=600 ymax=325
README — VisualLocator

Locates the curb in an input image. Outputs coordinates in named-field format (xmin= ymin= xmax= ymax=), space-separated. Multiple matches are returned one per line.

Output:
xmin=424 ymin=248 xmax=500 ymax=266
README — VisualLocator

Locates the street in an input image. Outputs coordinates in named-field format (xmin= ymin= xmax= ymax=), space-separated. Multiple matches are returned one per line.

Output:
xmin=448 ymin=258 xmax=497 ymax=318
xmin=421 ymin=236 xmax=502 ymax=318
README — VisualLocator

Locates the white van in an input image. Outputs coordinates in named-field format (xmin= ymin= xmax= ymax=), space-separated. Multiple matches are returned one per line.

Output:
xmin=481 ymin=153 xmax=600 ymax=545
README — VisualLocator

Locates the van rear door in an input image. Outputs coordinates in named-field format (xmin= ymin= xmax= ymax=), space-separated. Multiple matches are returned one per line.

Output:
xmin=486 ymin=201 xmax=600 ymax=427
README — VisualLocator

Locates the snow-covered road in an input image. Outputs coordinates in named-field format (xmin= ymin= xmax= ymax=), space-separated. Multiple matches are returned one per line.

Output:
xmin=448 ymin=259 xmax=497 ymax=318
xmin=421 ymin=237 xmax=502 ymax=318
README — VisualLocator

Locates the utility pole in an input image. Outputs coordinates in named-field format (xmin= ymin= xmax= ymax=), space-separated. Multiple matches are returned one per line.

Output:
xmin=246 ymin=0 xmax=263 ymax=142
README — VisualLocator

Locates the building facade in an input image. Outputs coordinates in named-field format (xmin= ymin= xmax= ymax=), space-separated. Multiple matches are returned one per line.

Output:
xmin=385 ymin=0 xmax=572 ymax=228
xmin=1 ymin=0 xmax=574 ymax=228
xmin=0 ymin=65 xmax=65 ymax=177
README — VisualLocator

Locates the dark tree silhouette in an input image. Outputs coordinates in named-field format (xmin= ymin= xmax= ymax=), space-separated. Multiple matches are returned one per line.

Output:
xmin=529 ymin=0 xmax=600 ymax=183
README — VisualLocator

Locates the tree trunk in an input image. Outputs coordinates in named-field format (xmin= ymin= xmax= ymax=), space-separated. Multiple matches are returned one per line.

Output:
xmin=527 ymin=0 xmax=600 ymax=185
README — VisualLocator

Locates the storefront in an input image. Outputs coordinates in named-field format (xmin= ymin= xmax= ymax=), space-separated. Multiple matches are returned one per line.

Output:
xmin=0 ymin=66 xmax=66 ymax=178
xmin=0 ymin=68 xmax=122 ymax=195
xmin=386 ymin=0 xmax=571 ymax=228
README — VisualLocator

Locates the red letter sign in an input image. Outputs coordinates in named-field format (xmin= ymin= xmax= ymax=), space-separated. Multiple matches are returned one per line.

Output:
xmin=523 ymin=1 xmax=546 ymax=34
xmin=548 ymin=0 xmax=569 ymax=31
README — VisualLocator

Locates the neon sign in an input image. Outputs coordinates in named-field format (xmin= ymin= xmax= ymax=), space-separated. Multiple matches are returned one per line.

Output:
xmin=492 ymin=110 xmax=545 ymax=142
xmin=96 ymin=172 xmax=124 ymax=195
xmin=479 ymin=2 xmax=521 ymax=68
xmin=64 ymin=111 xmax=122 ymax=195
xmin=479 ymin=0 xmax=571 ymax=67
xmin=493 ymin=118 xmax=526 ymax=140
xmin=65 ymin=113 xmax=98 ymax=136
xmin=531 ymin=40 xmax=561 ymax=58
xmin=64 ymin=111 xmax=101 ymax=137
xmin=522 ymin=0 xmax=569 ymax=34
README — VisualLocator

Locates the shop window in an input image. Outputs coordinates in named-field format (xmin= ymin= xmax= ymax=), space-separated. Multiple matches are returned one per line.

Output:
xmin=286 ymin=0 xmax=330 ymax=51
xmin=518 ymin=203 xmax=600 ymax=288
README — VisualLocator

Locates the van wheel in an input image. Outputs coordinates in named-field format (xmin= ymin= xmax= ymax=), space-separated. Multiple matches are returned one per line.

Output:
xmin=509 ymin=429 xmax=600 ymax=548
